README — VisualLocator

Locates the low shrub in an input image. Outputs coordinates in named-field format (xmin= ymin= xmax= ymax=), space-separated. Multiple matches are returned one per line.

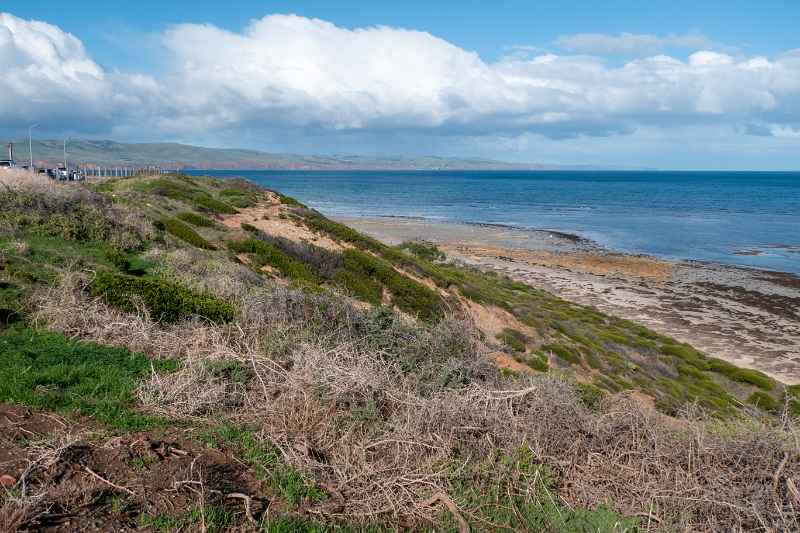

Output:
xmin=229 ymin=239 xmax=319 ymax=283
xmin=708 ymin=358 xmax=775 ymax=390
xmin=526 ymin=352 xmax=549 ymax=372
xmin=662 ymin=343 xmax=708 ymax=368
xmin=91 ymin=271 xmax=236 ymax=323
xmin=497 ymin=328 xmax=527 ymax=352
xmin=577 ymin=382 xmax=605 ymax=410
xmin=141 ymin=178 xmax=238 ymax=214
xmin=159 ymin=218 xmax=216 ymax=250
xmin=747 ymin=391 xmax=780 ymax=413
xmin=332 ymin=268 xmax=382 ymax=304
xmin=397 ymin=240 xmax=446 ymax=262
xmin=219 ymin=188 xmax=259 ymax=208
xmin=253 ymin=231 xmax=344 ymax=278
xmin=541 ymin=343 xmax=581 ymax=365
xmin=176 ymin=211 xmax=217 ymax=228
xmin=341 ymin=249 xmax=443 ymax=321
xmin=191 ymin=194 xmax=238 ymax=215
xmin=276 ymin=193 xmax=305 ymax=207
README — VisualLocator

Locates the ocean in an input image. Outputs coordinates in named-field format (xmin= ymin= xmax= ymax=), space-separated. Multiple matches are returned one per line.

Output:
xmin=188 ymin=170 xmax=800 ymax=275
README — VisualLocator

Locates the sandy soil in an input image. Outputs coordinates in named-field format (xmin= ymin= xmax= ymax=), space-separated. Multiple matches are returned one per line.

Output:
xmin=221 ymin=193 xmax=345 ymax=252
xmin=337 ymin=217 xmax=800 ymax=385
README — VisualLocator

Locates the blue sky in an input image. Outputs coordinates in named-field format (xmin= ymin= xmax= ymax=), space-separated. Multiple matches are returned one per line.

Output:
xmin=2 ymin=1 xmax=799 ymax=168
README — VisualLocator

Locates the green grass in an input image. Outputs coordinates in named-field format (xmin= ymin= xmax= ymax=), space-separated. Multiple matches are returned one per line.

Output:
xmin=447 ymin=447 xmax=638 ymax=532
xmin=0 ymin=327 xmax=177 ymax=429
xmin=91 ymin=271 xmax=236 ymax=324
xmin=157 ymin=218 xmax=216 ymax=250
xmin=229 ymin=238 xmax=319 ymax=284
xmin=201 ymin=425 xmax=326 ymax=507
xmin=176 ymin=211 xmax=217 ymax=228
xmin=139 ymin=504 xmax=234 ymax=533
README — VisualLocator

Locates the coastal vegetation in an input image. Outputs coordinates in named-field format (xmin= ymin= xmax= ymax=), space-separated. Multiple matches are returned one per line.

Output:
xmin=0 ymin=171 xmax=797 ymax=532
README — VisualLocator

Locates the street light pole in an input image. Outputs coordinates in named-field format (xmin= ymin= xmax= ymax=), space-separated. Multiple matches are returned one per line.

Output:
xmin=28 ymin=124 xmax=38 ymax=173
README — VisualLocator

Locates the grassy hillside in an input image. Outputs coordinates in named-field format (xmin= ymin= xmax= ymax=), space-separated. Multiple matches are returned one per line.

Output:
xmin=0 ymin=171 xmax=797 ymax=532
xmin=4 ymin=139 xmax=549 ymax=170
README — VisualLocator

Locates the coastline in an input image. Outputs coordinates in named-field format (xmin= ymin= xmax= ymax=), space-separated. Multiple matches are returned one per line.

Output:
xmin=336 ymin=215 xmax=800 ymax=384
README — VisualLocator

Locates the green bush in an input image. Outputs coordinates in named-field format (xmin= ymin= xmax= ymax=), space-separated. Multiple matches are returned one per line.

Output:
xmin=141 ymin=178 xmax=238 ymax=214
xmin=541 ymin=343 xmax=581 ymax=365
xmin=160 ymin=218 xmax=216 ymax=250
xmin=191 ymin=195 xmax=238 ymax=215
xmin=747 ymin=391 xmax=780 ymax=413
xmin=397 ymin=240 xmax=446 ymax=262
xmin=526 ymin=353 xmax=549 ymax=372
xmin=229 ymin=238 xmax=319 ymax=283
xmin=332 ymin=268 xmax=382 ymax=304
xmin=662 ymin=343 xmax=708 ymax=368
xmin=219 ymin=188 xmax=259 ymax=208
xmin=91 ymin=271 xmax=235 ymax=324
xmin=176 ymin=211 xmax=217 ymax=228
xmin=0 ymin=327 xmax=177 ymax=429
xmin=577 ymin=383 xmax=605 ymax=410
xmin=497 ymin=328 xmax=527 ymax=352
xmin=708 ymin=358 xmax=775 ymax=390
xmin=276 ymin=193 xmax=305 ymax=207
xmin=342 ymin=249 xmax=442 ymax=321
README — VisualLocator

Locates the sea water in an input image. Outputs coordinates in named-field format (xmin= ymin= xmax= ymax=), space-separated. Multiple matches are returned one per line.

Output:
xmin=189 ymin=170 xmax=800 ymax=274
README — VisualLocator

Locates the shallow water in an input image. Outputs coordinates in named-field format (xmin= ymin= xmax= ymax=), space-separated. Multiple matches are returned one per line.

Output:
xmin=189 ymin=170 xmax=800 ymax=274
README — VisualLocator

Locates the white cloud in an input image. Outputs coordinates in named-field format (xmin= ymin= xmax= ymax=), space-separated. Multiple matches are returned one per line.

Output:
xmin=0 ymin=12 xmax=110 ymax=129
xmin=1 ymin=12 xmax=800 ymax=162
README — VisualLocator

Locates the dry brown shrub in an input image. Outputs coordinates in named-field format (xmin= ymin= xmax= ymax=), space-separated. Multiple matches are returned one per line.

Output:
xmin=0 ymin=168 xmax=56 ymax=192
xmin=28 ymin=270 xmax=800 ymax=531
xmin=137 ymin=363 xmax=246 ymax=418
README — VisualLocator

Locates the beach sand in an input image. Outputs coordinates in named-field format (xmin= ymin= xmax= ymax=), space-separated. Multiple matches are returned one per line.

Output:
xmin=336 ymin=216 xmax=800 ymax=384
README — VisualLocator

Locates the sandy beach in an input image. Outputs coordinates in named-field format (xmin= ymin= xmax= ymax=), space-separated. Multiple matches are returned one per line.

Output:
xmin=337 ymin=216 xmax=800 ymax=384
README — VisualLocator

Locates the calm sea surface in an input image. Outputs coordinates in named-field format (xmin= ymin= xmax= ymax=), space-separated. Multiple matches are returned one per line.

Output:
xmin=188 ymin=170 xmax=800 ymax=274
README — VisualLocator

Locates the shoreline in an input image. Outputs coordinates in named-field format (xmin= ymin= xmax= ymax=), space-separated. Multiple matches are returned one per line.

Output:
xmin=336 ymin=215 xmax=800 ymax=384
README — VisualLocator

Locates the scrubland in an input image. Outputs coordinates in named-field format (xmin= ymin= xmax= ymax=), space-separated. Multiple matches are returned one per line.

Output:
xmin=0 ymin=172 xmax=798 ymax=532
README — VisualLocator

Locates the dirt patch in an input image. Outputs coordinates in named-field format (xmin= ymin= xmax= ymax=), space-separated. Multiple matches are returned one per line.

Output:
xmin=489 ymin=352 xmax=535 ymax=374
xmin=222 ymin=199 xmax=345 ymax=252
xmin=0 ymin=404 xmax=268 ymax=532
xmin=456 ymin=293 xmax=536 ymax=341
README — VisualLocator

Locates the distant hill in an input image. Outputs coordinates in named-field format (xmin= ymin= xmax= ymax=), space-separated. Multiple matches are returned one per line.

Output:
xmin=3 ymin=139 xmax=615 ymax=170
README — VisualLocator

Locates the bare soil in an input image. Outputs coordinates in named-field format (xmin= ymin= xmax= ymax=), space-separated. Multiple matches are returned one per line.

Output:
xmin=0 ymin=404 xmax=268 ymax=532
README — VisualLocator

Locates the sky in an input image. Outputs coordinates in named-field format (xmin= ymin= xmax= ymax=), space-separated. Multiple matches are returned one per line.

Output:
xmin=1 ymin=1 xmax=799 ymax=169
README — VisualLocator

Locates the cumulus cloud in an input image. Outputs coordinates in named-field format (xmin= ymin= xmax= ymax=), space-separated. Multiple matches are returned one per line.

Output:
xmin=554 ymin=31 xmax=718 ymax=56
xmin=1 ymin=12 xmax=800 ymax=150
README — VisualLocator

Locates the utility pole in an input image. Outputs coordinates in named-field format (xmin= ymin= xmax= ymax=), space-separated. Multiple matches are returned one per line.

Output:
xmin=28 ymin=124 xmax=38 ymax=172
xmin=63 ymin=138 xmax=68 ymax=169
